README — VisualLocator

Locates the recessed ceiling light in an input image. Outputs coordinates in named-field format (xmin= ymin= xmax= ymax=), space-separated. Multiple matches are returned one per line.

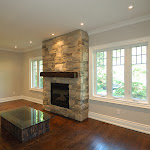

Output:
xmin=30 ymin=41 xmax=32 ymax=44
xmin=128 ymin=5 xmax=133 ymax=9
xmin=15 ymin=46 xmax=17 ymax=49
xmin=52 ymin=33 xmax=54 ymax=36
xmin=81 ymin=23 xmax=84 ymax=26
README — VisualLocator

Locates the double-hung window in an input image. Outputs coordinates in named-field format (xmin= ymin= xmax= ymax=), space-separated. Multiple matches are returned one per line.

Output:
xmin=30 ymin=57 xmax=43 ymax=91
xmin=112 ymin=49 xmax=125 ymax=97
xmin=91 ymin=38 xmax=150 ymax=107
xmin=131 ymin=46 xmax=147 ymax=100
xmin=96 ymin=51 xmax=107 ymax=95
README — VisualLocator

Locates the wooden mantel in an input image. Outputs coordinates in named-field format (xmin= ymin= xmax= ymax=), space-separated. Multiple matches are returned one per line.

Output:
xmin=40 ymin=72 xmax=78 ymax=78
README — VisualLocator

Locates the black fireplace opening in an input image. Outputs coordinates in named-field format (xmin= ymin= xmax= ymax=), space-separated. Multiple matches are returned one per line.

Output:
xmin=51 ymin=83 xmax=69 ymax=108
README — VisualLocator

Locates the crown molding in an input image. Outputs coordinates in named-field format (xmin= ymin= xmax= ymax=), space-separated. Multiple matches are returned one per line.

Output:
xmin=88 ymin=14 xmax=150 ymax=35
xmin=0 ymin=45 xmax=42 ymax=53
xmin=90 ymin=36 xmax=150 ymax=50
xmin=21 ymin=45 xmax=42 ymax=53
xmin=0 ymin=48 xmax=21 ymax=53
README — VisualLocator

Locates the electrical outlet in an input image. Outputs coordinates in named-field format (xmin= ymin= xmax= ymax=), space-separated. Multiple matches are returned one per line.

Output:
xmin=117 ymin=109 xmax=120 ymax=115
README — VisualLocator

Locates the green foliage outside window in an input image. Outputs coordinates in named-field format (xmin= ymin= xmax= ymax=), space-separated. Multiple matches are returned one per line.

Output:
xmin=113 ymin=80 xmax=124 ymax=97
xmin=132 ymin=82 xmax=146 ymax=99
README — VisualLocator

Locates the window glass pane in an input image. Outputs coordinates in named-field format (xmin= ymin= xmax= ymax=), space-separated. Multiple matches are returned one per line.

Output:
xmin=100 ymin=59 xmax=104 ymax=66
xmin=96 ymin=51 xmax=107 ymax=95
xmin=142 ymin=55 xmax=146 ymax=64
xmin=32 ymin=60 xmax=38 ymax=88
xmin=121 ymin=57 xmax=124 ymax=65
xmin=112 ymin=49 xmax=124 ymax=97
xmin=117 ymin=50 xmax=120 ymax=57
xmin=137 ymin=47 xmax=141 ymax=55
xmin=132 ymin=46 xmax=147 ymax=100
xmin=132 ymin=47 xmax=136 ymax=55
xmin=121 ymin=49 xmax=124 ymax=56
xmin=117 ymin=57 xmax=120 ymax=65
xmin=132 ymin=56 xmax=136 ymax=64
xmin=104 ymin=58 xmax=106 ymax=66
xmin=104 ymin=52 xmax=106 ymax=58
xmin=39 ymin=60 xmax=43 ymax=71
xmin=113 ymin=50 xmax=116 ymax=57
xmin=142 ymin=46 xmax=146 ymax=54
xmin=137 ymin=55 xmax=141 ymax=64
xmin=39 ymin=60 xmax=43 ymax=88
xmin=113 ymin=57 xmax=117 ymax=66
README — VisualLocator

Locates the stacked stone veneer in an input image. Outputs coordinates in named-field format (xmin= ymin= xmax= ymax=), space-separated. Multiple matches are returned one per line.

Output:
xmin=42 ymin=30 xmax=89 ymax=121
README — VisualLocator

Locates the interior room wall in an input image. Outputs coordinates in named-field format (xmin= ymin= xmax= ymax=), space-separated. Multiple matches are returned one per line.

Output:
xmin=0 ymin=50 xmax=22 ymax=99
xmin=89 ymin=20 xmax=150 ymax=127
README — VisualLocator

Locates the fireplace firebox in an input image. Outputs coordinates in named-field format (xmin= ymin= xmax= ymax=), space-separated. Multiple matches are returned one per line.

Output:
xmin=51 ymin=83 xmax=69 ymax=108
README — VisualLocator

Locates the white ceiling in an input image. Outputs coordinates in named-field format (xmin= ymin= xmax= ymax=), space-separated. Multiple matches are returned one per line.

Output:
xmin=0 ymin=0 xmax=150 ymax=52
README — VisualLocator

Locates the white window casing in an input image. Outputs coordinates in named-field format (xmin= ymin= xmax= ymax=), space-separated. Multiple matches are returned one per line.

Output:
xmin=29 ymin=56 xmax=43 ymax=92
xmin=89 ymin=36 xmax=150 ymax=109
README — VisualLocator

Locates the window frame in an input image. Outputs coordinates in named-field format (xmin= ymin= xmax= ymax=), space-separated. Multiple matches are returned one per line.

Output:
xmin=89 ymin=36 xmax=150 ymax=109
xmin=29 ymin=56 xmax=43 ymax=92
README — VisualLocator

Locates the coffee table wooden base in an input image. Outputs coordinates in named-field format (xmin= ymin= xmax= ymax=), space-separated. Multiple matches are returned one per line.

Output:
xmin=1 ymin=117 xmax=50 ymax=142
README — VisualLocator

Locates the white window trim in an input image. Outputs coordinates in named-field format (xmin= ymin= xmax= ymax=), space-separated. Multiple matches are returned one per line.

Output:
xmin=29 ymin=56 xmax=43 ymax=92
xmin=89 ymin=36 xmax=150 ymax=109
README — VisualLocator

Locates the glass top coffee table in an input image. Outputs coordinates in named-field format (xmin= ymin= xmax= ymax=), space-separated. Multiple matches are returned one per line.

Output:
xmin=0 ymin=107 xmax=51 ymax=142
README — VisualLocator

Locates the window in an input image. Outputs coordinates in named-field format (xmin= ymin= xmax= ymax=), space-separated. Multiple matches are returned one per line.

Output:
xmin=39 ymin=60 xmax=43 ymax=88
xmin=30 ymin=57 xmax=43 ymax=91
xmin=132 ymin=46 xmax=147 ymax=100
xmin=92 ymin=42 xmax=149 ymax=104
xmin=96 ymin=51 xmax=107 ymax=95
xmin=112 ymin=49 xmax=124 ymax=97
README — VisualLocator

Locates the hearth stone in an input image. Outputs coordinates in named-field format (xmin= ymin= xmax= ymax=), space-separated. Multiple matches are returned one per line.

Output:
xmin=42 ymin=29 xmax=89 ymax=121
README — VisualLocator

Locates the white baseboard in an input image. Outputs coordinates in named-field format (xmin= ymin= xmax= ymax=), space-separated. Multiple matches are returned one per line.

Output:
xmin=0 ymin=95 xmax=43 ymax=105
xmin=0 ymin=96 xmax=21 ymax=103
xmin=88 ymin=111 xmax=150 ymax=135
xmin=20 ymin=95 xmax=43 ymax=105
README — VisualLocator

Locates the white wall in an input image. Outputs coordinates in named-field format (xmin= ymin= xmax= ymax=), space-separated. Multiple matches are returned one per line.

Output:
xmin=89 ymin=20 xmax=150 ymax=129
xmin=0 ymin=50 xmax=22 ymax=98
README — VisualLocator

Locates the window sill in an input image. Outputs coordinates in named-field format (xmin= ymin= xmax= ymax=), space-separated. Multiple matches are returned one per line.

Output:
xmin=89 ymin=95 xmax=150 ymax=109
xmin=29 ymin=88 xmax=43 ymax=92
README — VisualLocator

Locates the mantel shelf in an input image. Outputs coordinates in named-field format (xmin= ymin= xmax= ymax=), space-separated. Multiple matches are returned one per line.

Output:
xmin=40 ymin=72 xmax=78 ymax=78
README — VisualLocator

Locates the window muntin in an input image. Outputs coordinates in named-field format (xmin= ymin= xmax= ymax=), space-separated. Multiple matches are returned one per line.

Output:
xmin=31 ymin=58 xmax=43 ymax=90
xmin=132 ymin=46 xmax=147 ymax=100
xmin=96 ymin=51 xmax=107 ymax=95
xmin=112 ymin=49 xmax=124 ymax=97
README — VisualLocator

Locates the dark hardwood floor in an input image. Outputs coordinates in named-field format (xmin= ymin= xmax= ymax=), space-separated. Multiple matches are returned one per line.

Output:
xmin=0 ymin=100 xmax=150 ymax=150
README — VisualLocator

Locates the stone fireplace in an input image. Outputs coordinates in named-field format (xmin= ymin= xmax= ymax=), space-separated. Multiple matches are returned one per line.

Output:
xmin=42 ymin=30 xmax=89 ymax=121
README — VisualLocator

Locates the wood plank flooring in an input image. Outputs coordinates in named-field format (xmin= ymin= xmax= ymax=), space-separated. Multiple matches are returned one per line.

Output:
xmin=0 ymin=100 xmax=150 ymax=150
